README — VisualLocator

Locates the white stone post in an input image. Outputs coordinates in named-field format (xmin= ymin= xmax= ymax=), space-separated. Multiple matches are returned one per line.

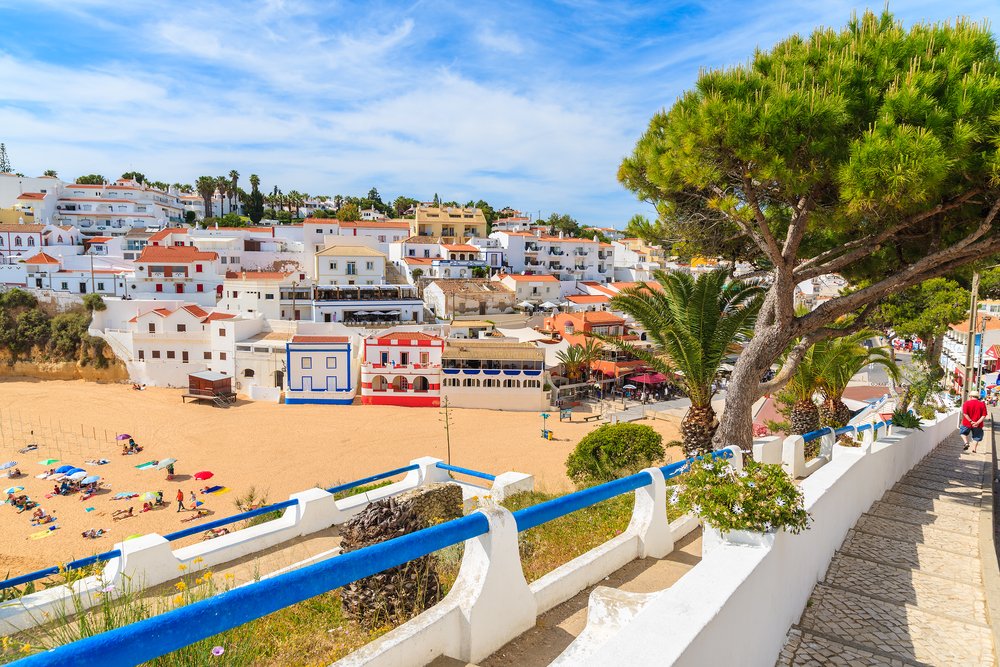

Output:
xmin=489 ymin=472 xmax=534 ymax=502
xmin=290 ymin=487 xmax=343 ymax=535
xmin=752 ymin=436 xmax=781 ymax=465
xmin=781 ymin=435 xmax=805 ymax=478
xmin=404 ymin=456 xmax=451 ymax=487
xmin=721 ymin=445 xmax=744 ymax=471
xmin=108 ymin=533 xmax=179 ymax=591
xmin=450 ymin=507 xmax=537 ymax=663
xmin=627 ymin=468 xmax=673 ymax=559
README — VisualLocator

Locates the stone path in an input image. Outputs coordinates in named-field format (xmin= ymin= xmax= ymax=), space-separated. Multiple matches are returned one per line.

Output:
xmin=776 ymin=432 xmax=996 ymax=666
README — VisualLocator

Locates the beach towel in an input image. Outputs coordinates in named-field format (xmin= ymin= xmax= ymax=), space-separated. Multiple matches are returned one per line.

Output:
xmin=134 ymin=461 xmax=157 ymax=470
xmin=85 ymin=459 xmax=110 ymax=466
xmin=201 ymin=485 xmax=223 ymax=494
xmin=84 ymin=507 xmax=94 ymax=513
xmin=29 ymin=527 xmax=56 ymax=539
xmin=208 ymin=487 xmax=230 ymax=496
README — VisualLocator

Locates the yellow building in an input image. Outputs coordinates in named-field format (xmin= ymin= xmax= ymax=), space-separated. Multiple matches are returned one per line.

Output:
xmin=411 ymin=205 xmax=488 ymax=242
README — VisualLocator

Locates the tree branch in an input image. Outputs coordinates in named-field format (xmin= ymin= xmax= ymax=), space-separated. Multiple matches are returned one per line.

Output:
xmin=793 ymin=189 xmax=982 ymax=280
xmin=741 ymin=179 xmax=785 ymax=265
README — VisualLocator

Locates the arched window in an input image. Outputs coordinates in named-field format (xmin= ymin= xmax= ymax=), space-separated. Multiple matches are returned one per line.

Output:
xmin=392 ymin=376 xmax=408 ymax=392
xmin=13 ymin=236 xmax=21 ymax=247
xmin=0 ymin=236 xmax=5 ymax=246
xmin=26 ymin=237 xmax=34 ymax=247
xmin=412 ymin=376 xmax=429 ymax=393
xmin=371 ymin=375 xmax=387 ymax=392
xmin=243 ymin=368 xmax=255 ymax=378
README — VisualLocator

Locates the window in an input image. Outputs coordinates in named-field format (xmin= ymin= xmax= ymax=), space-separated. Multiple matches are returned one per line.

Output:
xmin=366 ymin=261 xmax=373 ymax=270
xmin=378 ymin=235 xmax=386 ymax=242
xmin=138 ymin=350 xmax=145 ymax=361
xmin=420 ymin=352 xmax=429 ymax=365
xmin=197 ymin=284 xmax=204 ymax=292
xmin=380 ymin=351 xmax=388 ymax=365
xmin=399 ymin=352 xmax=409 ymax=365
xmin=408 ymin=249 xmax=415 ymax=256
xmin=182 ymin=351 xmax=188 ymax=363
xmin=221 ymin=257 xmax=227 ymax=265
xmin=155 ymin=283 xmax=163 ymax=293
xmin=148 ymin=323 xmax=156 ymax=333
xmin=26 ymin=237 xmax=34 ymax=247
xmin=423 ymin=249 xmax=430 ymax=258
xmin=0 ymin=237 xmax=4 ymax=246
xmin=220 ymin=352 xmax=227 ymax=360
xmin=152 ymin=350 xmax=161 ymax=359
xmin=195 ymin=264 xmax=203 ymax=273
xmin=167 ymin=350 xmax=175 ymax=359
xmin=329 ymin=261 xmax=337 ymax=270
xmin=218 ymin=328 xmax=226 ymax=337
xmin=301 ymin=357 xmax=312 ymax=369
xmin=13 ymin=236 xmax=20 ymax=247
xmin=61 ymin=282 xmax=68 ymax=290
xmin=326 ymin=357 xmax=337 ymax=369
xmin=177 ymin=324 xmax=186 ymax=332
xmin=346 ymin=262 xmax=356 ymax=275
xmin=265 ymin=293 xmax=274 ymax=300
xmin=97 ymin=282 xmax=105 ymax=291
xmin=204 ymin=351 xmax=212 ymax=360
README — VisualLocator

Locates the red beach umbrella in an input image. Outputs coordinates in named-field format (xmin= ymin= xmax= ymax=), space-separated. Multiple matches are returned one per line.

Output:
xmin=193 ymin=471 xmax=214 ymax=481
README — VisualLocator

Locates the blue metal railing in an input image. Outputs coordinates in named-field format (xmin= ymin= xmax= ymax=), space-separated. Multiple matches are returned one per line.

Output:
xmin=803 ymin=418 xmax=895 ymax=441
xmin=12 ymin=513 xmax=492 ymax=667
xmin=325 ymin=463 xmax=420 ymax=495
xmin=10 ymin=450 xmax=734 ymax=665
xmin=435 ymin=462 xmax=497 ymax=482
xmin=0 ymin=462 xmax=450 ymax=592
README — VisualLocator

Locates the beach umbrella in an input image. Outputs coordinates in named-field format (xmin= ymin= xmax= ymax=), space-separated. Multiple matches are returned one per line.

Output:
xmin=4 ymin=487 xmax=23 ymax=495
xmin=141 ymin=492 xmax=157 ymax=502
xmin=67 ymin=471 xmax=88 ymax=481
xmin=623 ymin=384 xmax=637 ymax=390
xmin=0 ymin=462 xmax=16 ymax=470
xmin=193 ymin=471 xmax=214 ymax=481
xmin=81 ymin=475 xmax=100 ymax=485
xmin=65 ymin=468 xmax=86 ymax=476
xmin=154 ymin=458 xmax=177 ymax=470
xmin=539 ymin=301 xmax=559 ymax=309
xmin=116 ymin=434 xmax=132 ymax=440
xmin=517 ymin=301 xmax=534 ymax=309
xmin=37 ymin=459 xmax=59 ymax=466
xmin=55 ymin=465 xmax=74 ymax=474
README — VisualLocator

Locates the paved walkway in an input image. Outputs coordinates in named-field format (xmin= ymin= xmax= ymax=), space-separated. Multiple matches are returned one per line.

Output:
xmin=777 ymin=431 xmax=996 ymax=666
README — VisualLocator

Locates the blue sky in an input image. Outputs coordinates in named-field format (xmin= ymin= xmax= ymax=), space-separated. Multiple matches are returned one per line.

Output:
xmin=0 ymin=1 xmax=998 ymax=226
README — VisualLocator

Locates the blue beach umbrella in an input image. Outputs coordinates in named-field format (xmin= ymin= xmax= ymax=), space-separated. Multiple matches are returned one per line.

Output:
xmin=55 ymin=465 xmax=74 ymax=474
xmin=0 ymin=461 xmax=16 ymax=470
xmin=81 ymin=475 xmax=100 ymax=485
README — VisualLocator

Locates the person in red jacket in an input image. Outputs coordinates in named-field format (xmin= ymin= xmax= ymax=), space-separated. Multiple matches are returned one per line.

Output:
xmin=176 ymin=488 xmax=186 ymax=512
xmin=960 ymin=394 xmax=988 ymax=453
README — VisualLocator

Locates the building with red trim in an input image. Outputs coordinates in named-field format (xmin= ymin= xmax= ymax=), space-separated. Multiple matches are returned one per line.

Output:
xmin=360 ymin=332 xmax=443 ymax=406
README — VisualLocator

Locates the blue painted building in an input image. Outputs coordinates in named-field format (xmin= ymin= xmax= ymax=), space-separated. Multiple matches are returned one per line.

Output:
xmin=285 ymin=335 xmax=354 ymax=405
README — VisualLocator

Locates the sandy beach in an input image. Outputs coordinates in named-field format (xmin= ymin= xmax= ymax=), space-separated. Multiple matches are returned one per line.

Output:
xmin=0 ymin=379 xmax=681 ymax=578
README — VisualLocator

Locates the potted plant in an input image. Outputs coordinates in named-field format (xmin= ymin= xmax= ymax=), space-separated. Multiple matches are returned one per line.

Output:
xmin=672 ymin=457 xmax=810 ymax=548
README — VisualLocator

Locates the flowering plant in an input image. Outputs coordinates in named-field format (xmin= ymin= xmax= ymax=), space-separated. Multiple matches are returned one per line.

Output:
xmin=673 ymin=458 xmax=810 ymax=534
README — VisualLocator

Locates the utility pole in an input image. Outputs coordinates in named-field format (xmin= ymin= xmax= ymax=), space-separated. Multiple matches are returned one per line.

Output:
xmin=960 ymin=271 xmax=980 ymax=421
xmin=439 ymin=396 xmax=452 ymax=464
xmin=977 ymin=315 xmax=992 ymax=394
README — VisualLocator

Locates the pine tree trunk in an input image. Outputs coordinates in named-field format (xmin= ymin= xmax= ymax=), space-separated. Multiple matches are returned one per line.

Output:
xmin=681 ymin=403 xmax=716 ymax=457
xmin=790 ymin=399 xmax=820 ymax=434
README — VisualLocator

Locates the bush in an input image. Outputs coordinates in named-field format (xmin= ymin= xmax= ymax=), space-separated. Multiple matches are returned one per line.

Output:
xmin=82 ymin=293 xmax=106 ymax=313
xmin=890 ymin=409 xmax=923 ymax=430
xmin=674 ymin=458 xmax=810 ymax=534
xmin=565 ymin=423 xmax=665 ymax=486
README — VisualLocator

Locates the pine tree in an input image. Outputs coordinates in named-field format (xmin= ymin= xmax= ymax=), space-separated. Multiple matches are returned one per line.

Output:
xmin=0 ymin=144 xmax=11 ymax=174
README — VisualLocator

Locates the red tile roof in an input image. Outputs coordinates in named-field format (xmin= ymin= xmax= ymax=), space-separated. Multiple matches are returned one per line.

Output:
xmin=16 ymin=193 xmax=45 ymax=200
xmin=291 ymin=335 xmax=350 ymax=344
xmin=148 ymin=228 xmax=189 ymax=242
xmin=375 ymin=332 xmax=440 ymax=342
xmin=202 ymin=312 xmax=236 ymax=322
xmin=0 ymin=224 xmax=45 ymax=233
xmin=22 ymin=253 xmax=60 ymax=265
xmin=136 ymin=245 xmax=217 ymax=263
xmin=565 ymin=294 xmax=609 ymax=304
xmin=181 ymin=305 xmax=209 ymax=318
xmin=87 ymin=236 xmax=113 ymax=243
xmin=442 ymin=244 xmax=479 ymax=252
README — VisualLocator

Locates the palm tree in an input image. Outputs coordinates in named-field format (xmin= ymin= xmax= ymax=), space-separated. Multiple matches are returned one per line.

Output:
xmin=579 ymin=337 xmax=603 ymax=381
xmin=216 ymin=176 xmax=230 ymax=216
xmin=817 ymin=334 xmax=899 ymax=428
xmin=600 ymin=269 xmax=762 ymax=456
xmin=556 ymin=345 xmax=588 ymax=382
xmin=229 ymin=170 xmax=240 ymax=214
xmin=780 ymin=344 xmax=824 ymax=435
xmin=195 ymin=177 xmax=216 ymax=221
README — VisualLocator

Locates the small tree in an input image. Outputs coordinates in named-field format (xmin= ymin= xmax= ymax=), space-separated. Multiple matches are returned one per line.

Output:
xmin=566 ymin=423 xmax=665 ymax=486
xmin=184 ymin=210 xmax=197 ymax=224
xmin=82 ymin=293 xmax=106 ymax=313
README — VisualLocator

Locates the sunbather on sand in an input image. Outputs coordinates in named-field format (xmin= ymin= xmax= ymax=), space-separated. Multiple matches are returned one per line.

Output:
xmin=81 ymin=528 xmax=106 ymax=539
xmin=112 ymin=507 xmax=134 ymax=520
xmin=202 ymin=527 xmax=230 ymax=540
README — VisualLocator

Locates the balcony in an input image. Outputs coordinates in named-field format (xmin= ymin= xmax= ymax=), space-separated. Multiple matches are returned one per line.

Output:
xmin=525 ymin=244 xmax=539 ymax=252
xmin=548 ymin=249 xmax=565 ymax=256
xmin=598 ymin=252 xmax=611 ymax=260
xmin=574 ymin=250 xmax=589 ymax=257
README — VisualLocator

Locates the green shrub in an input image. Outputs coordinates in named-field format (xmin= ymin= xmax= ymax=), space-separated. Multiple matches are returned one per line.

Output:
xmin=565 ymin=423 xmax=664 ymax=486
xmin=890 ymin=409 xmax=923 ymax=430
xmin=675 ymin=458 xmax=810 ymax=534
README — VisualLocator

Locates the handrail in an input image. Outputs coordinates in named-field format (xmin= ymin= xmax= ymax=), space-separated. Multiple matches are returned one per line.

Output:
xmin=163 ymin=498 xmax=300 ymax=543
xmin=325 ymin=464 xmax=420 ymax=495
xmin=833 ymin=425 xmax=855 ymax=436
xmin=11 ymin=513 xmax=491 ymax=667
xmin=9 ymin=449 xmax=733 ymax=663
xmin=802 ymin=426 xmax=835 ymax=443
xmin=435 ymin=462 xmax=496 ymax=482
xmin=0 ymin=549 xmax=123 ymax=591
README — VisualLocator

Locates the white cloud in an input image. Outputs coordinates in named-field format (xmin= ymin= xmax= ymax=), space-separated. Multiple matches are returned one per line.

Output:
xmin=476 ymin=26 xmax=526 ymax=56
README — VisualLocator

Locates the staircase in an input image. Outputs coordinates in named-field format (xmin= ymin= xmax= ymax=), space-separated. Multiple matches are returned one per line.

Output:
xmin=777 ymin=432 xmax=995 ymax=666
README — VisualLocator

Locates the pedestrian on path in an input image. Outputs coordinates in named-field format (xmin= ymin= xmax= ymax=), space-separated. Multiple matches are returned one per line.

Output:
xmin=176 ymin=488 xmax=185 ymax=512
xmin=960 ymin=393 xmax=988 ymax=454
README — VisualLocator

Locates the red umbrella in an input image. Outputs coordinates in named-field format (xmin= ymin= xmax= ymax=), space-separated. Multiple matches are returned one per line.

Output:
xmin=193 ymin=471 xmax=214 ymax=481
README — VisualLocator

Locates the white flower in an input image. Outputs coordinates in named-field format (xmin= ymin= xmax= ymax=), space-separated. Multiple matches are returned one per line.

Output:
xmin=737 ymin=470 xmax=749 ymax=479
xmin=775 ymin=498 xmax=786 ymax=508
xmin=732 ymin=504 xmax=743 ymax=515
xmin=692 ymin=503 xmax=702 ymax=514
xmin=747 ymin=482 xmax=756 ymax=488
xmin=763 ymin=522 xmax=773 ymax=531
xmin=669 ymin=489 xmax=680 ymax=505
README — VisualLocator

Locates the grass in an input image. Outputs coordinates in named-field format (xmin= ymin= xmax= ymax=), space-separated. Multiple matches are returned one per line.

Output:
xmin=2 ymin=482 xmax=675 ymax=665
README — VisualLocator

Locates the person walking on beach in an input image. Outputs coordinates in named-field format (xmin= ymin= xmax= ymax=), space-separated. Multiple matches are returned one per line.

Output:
xmin=189 ymin=491 xmax=197 ymax=508
xmin=176 ymin=488 xmax=185 ymax=512
xmin=960 ymin=392 xmax=988 ymax=454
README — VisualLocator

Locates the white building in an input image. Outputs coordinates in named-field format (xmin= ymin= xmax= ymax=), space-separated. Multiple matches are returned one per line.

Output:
xmin=132 ymin=245 xmax=223 ymax=304
xmin=53 ymin=179 xmax=184 ymax=235
xmin=490 ymin=231 xmax=614 ymax=284
xmin=314 ymin=245 xmax=386 ymax=285
xmin=218 ymin=271 xmax=312 ymax=321
xmin=440 ymin=340 xmax=547 ymax=411
xmin=311 ymin=284 xmax=425 ymax=325
xmin=285 ymin=335 xmax=356 ymax=404
xmin=495 ymin=273 xmax=561 ymax=304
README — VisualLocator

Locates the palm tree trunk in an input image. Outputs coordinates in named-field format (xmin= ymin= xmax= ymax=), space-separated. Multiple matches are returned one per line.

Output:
xmin=819 ymin=397 xmax=852 ymax=428
xmin=680 ymin=403 xmax=716 ymax=457
xmin=790 ymin=399 xmax=820 ymax=434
